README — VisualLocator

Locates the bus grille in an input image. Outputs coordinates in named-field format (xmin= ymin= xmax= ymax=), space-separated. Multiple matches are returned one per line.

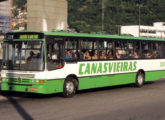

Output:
xmin=6 ymin=73 xmax=35 ymax=78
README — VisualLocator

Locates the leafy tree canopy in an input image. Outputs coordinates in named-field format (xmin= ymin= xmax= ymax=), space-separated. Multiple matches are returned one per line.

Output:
xmin=13 ymin=0 xmax=165 ymax=34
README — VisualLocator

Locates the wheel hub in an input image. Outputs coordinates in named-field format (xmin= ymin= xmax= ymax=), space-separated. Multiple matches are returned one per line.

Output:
xmin=66 ymin=81 xmax=74 ymax=94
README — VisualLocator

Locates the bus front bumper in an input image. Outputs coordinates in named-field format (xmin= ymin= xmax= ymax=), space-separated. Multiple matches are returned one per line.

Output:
xmin=0 ymin=78 xmax=64 ymax=94
xmin=1 ymin=82 xmax=47 ymax=94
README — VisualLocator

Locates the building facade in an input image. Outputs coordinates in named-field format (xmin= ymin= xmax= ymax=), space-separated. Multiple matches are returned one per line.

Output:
xmin=27 ymin=0 xmax=68 ymax=32
xmin=121 ymin=22 xmax=165 ymax=38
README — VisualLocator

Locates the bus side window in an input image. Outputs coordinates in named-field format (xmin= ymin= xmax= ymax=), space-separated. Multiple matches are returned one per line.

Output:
xmin=47 ymin=39 xmax=64 ymax=70
xmin=128 ymin=41 xmax=140 ymax=59
xmin=162 ymin=43 xmax=165 ymax=58
xmin=114 ymin=41 xmax=128 ymax=59
xmin=65 ymin=39 xmax=79 ymax=61
xmin=141 ymin=41 xmax=152 ymax=59
xmin=81 ymin=40 xmax=97 ymax=60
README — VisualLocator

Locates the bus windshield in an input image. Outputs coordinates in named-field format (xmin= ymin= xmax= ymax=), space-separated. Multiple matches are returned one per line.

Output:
xmin=3 ymin=41 xmax=44 ymax=71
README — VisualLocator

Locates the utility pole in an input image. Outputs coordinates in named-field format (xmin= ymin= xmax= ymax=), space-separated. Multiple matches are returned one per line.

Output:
xmin=10 ymin=0 xmax=13 ymax=32
xmin=138 ymin=4 xmax=141 ymax=37
xmin=137 ymin=0 xmax=141 ymax=37
xmin=102 ymin=0 xmax=104 ymax=33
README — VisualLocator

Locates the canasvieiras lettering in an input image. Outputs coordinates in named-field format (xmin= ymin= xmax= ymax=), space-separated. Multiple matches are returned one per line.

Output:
xmin=79 ymin=61 xmax=137 ymax=75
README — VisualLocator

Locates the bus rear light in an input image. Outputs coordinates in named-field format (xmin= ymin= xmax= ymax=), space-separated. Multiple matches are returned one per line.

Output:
xmin=30 ymin=87 xmax=38 ymax=91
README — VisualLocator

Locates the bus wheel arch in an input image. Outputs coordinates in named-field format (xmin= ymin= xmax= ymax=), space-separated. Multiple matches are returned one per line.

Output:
xmin=135 ymin=69 xmax=145 ymax=87
xmin=62 ymin=74 xmax=79 ymax=97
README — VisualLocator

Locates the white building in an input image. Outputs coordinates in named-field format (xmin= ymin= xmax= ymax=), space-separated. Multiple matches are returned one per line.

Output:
xmin=121 ymin=22 xmax=165 ymax=38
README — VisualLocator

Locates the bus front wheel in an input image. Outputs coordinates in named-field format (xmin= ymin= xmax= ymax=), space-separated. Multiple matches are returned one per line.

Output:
xmin=62 ymin=77 xmax=77 ymax=97
xmin=136 ymin=72 xmax=145 ymax=87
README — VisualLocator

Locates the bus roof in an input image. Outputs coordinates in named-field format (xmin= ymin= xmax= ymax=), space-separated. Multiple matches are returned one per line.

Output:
xmin=8 ymin=30 xmax=165 ymax=42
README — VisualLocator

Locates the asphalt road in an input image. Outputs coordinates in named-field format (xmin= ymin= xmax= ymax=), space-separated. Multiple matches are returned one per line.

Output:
xmin=0 ymin=80 xmax=165 ymax=120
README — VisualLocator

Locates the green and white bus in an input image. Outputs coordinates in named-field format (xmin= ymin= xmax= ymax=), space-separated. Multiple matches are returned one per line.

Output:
xmin=1 ymin=30 xmax=165 ymax=97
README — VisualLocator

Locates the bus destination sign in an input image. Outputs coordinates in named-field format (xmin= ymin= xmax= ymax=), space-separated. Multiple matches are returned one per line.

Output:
xmin=6 ymin=33 xmax=44 ymax=40
xmin=19 ymin=34 xmax=39 ymax=39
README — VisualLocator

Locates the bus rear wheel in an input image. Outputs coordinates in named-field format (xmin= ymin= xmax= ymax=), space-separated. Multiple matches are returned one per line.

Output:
xmin=62 ymin=77 xmax=77 ymax=97
xmin=136 ymin=72 xmax=145 ymax=87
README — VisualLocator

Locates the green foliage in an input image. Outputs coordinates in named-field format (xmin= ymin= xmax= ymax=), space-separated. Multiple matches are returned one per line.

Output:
xmin=68 ymin=0 xmax=165 ymax=34
xmin=14 ymin=0 xmax=165 ymax=34
xmin=14 ymin=0 xmax=27 ymax=10
xmin=13 ymin=9 xmax=18 ymax=17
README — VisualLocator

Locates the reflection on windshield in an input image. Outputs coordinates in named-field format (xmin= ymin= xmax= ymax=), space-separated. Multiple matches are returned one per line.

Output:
xmin=3 ymin=41 xmax=44 ymax=71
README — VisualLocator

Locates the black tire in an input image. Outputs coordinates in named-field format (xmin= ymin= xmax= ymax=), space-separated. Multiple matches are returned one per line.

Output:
xmin=62 ymin=77 xmax=77 ymax=98
xmin=135 ymin=72 xmax=145 ymax=87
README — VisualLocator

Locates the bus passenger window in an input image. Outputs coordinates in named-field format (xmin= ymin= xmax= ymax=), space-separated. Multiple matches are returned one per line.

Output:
xmin=114 ymin=41 xmax=128 ymax=59
xmin=46 ymin=39 xmax=64 ymax=70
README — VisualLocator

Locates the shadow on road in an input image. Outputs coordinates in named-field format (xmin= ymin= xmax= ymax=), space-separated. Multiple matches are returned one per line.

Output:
xmin=7 ymin=96 xmax=34 ymax=120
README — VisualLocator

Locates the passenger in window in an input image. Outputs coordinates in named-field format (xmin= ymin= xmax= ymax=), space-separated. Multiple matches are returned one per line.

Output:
xmin=65 ymin=50 xmax=73 ymax=60
xmin=84 ymin=50 xmax=91 ymax=60
xmin=74 ymin=51 xmax=79 ymax=60
xmin=92 ymin=51 xmax=98 ymax=60
xmin=107 ymin=50 xmax=113 ymax=59
xmin=100 ymin=51 xmax=107 ymax=59
xmin=27 ymin=51 xmax=34 ymax=62
xmin=115 ymin=50 xmax=121 ymax=59
xmin=152 ymin=51 xmax=158 ymax=59
xmin=145 ymin=52 xmax=152 ymax=58
xmin=52 ymin=54 xmax=57 ymax=60
xmin=133 ymin=51 xmax=139 ymax=59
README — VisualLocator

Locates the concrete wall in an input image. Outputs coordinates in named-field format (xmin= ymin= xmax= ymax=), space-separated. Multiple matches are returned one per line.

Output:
xmin=27 ymin=0 xmax=68 ymax=32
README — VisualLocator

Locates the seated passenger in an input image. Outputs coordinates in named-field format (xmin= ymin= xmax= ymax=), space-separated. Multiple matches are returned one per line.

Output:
xmin=145 ymin=52 xmax=152 ymax=58
xmin=115 ymin=50 xmax=121 ymax=59
xmin=152 ymin=51 xmax=158 ymax=59
xmin=107 ymin=50 xmax=113 ymax=59
xmin=84 ymin=50 xmax=91 ymax=60
xmin=27 ymin=51 xmax=34 ymax=62
xmin=65 ymin=50 xmax=73 ymax=60
xmin=100 ymin=51 xmax=107 ymax=59
xmin=133 ymin=51 xmax=139 ymax=59
xmin=92 ymin=51 xmax=98 ymax=60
